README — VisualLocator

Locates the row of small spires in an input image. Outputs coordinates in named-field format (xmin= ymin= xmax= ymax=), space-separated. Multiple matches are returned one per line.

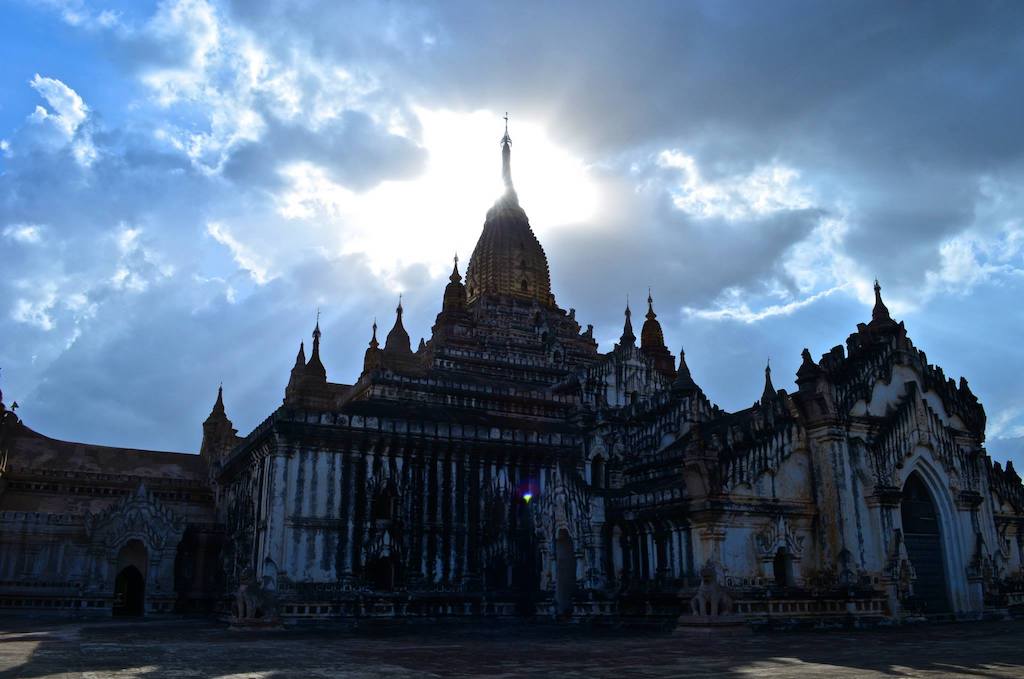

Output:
xmin=280 ymin=275 xmax=899 ymax=403
xmin=197 ymin=277 xmax=984 ymax=431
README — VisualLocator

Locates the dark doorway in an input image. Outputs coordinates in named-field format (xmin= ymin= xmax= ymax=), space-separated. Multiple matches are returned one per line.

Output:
xmin=773 ymin=548 xmax=792 ymax=587
xmin=485 ymin=556 xmax=510 ymax=590
xmin=366 ymin=556 xmax=397 ymax=591
xmin=114 ymin=565 xmax=145 ymax=616
xmin=113 ymin=539 xmax=147 ymax=617
xmin=901 ymin=473 xmax=950 ymax=613
xmin=555 ymin=529 xmax=575 ymax=617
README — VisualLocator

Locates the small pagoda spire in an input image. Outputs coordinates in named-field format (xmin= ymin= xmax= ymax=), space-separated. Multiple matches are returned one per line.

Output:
xmin=214 ymin=382 xmax=225 ymax=412
xmin=205 ymin=383 xmax=227 ymax=423
xmin=385 ymin=294 xmax=412 ymax=353
xmin=871 ymin=279 xmax=892 ymax=324
xmin=442 ymin=253 xmax=467 ymax=314
xmin=671 ymin=346 xmax=699 ymax=394
xmin=450 ymin=253 xmax=462 ymax=283
xmin=620 ymin=298 xmax=636 ymax=346
xmin=293 ymin=341 xmax=306 ymax=368
xmin=306 ymin=311 xmax=326 ymax=379
xmin=641 ymin=289 xmax=664 ymax=348
xmin=761 ymin=358 xmax=777 ymax=403
xmin=796 ymin=347 xmax=823 ymax=390
xmin=362 ymin=318 xmax=383 ymax=373
xmin=368 ymin=318 xmax=379 ymax=350
xmin=501 ymin=112 xmax=513 ymax=190
xmin=201 ymin=382 xmax=236 ymax=461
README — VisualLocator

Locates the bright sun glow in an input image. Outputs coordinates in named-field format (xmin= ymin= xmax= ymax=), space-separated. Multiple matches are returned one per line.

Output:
xmin=276 ymin=108 xmax=598 ymax=285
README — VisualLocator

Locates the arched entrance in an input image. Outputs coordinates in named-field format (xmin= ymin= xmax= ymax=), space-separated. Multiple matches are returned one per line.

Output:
xmin=365 ymin=556 xmax=398 ymax=591
xmin=114 ymin=566 xmax=145 ymax=616
xmin=773 ymin=547 xmax=793 ymax=588
xmin=901 ymin=473 xmax=950 ymax=613
xmin=554 ymin=529 xmax=575 ymax=617
xmin=113 ymin=539 xmax=148 ymax=617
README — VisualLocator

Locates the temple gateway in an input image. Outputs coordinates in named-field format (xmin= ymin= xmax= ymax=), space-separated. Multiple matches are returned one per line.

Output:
xmin=2 ymin=125 xmax=1023 ymax=626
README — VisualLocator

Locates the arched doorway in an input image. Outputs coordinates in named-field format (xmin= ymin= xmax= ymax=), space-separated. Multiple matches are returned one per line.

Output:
xmin=114 ymin=566 xmax=145 ymax=616
xmin=773 ymin=548 xmax=792 ymax=588
xmin=554 ymin=529 xmax=575 ymax=617
xmin=365 ymin=556 xmax=397 ymax=591
xmin=901 ymin=473 xmax=950 ymax=613
xmin=113 ymin=539 xmax=148 ymax=617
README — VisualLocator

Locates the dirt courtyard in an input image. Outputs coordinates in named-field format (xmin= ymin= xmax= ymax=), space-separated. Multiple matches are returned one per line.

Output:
xmin=1 ymin=617 xmax=1022 ymax=678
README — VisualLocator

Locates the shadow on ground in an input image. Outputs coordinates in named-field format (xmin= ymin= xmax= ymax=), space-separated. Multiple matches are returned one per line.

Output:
xmin=1 ymin=617 xmax=1022 ymax=678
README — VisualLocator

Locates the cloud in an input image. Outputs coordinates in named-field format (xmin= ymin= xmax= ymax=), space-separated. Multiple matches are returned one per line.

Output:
xmin=22 ymin=73 xmax=96 ymax=165
xmin=685 ymin=285 xmax=845 ymax=324
xmin=28 ymin=74 xmax=88 ymax=137
xmin=206 ymin=221 xmax=271 ymax=285
xmin=657 ymin=150 xmax=813 ymax=220
xmin=3 ymin=224 xmax=44 ymax=244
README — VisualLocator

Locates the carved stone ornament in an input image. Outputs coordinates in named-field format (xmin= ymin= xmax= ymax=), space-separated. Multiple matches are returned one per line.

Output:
xmin=754 ymin=515 xmax=805 ymax=561
xmin=84 ymin=482 xmax=185 ymax=551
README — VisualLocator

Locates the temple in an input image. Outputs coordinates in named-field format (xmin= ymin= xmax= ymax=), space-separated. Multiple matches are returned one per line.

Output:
xmin=1 ymin=124 xmax=1022 ymax=626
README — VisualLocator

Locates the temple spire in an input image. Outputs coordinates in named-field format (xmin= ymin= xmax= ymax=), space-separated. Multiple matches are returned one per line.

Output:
xmin=201 ymin=382 xmax=236 ymax=462
xmin=306 ymin=311 xmax=326 ymax=379
xmin=501 ymin=112 xmax=513 ymax=190
xmin=450 ymin=253 xmax=461 ymax=283
xmin=620 ymin=299 xmax=636 ymax=346
xmin=293 ymin=341 xmax=306 ymax=368
xmin=871 ymin=278 xmax=892 ymax=324
xmin=369 ymin=318 xmax=379 ymax=350
xmin=205 ymin=383 xmax=228 ymax=424
xmin=385 ymin=295 xmax=412 ymax=354
xmin=671 ymin=346 xmax=699 ymax=395
xmin=761 ymin=358 xmax=776 ymax=403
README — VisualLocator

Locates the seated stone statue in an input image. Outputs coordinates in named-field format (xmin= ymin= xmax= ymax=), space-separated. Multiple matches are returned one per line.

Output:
xmin=233 ymin=567 xmax=277 ymax=622
xmin=690 ymin=560 xmax=733 ymax=617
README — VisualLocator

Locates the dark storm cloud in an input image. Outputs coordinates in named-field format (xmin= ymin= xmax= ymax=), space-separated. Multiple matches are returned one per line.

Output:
xmin=544 ymin=171 xmax=824 ymax=313
xmin=222 ymin=110 xmax=426 ymax=190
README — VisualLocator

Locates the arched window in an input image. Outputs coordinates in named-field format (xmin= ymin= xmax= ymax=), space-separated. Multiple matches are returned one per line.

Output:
xmin=591 ymin=455 xmax=605 ymax=489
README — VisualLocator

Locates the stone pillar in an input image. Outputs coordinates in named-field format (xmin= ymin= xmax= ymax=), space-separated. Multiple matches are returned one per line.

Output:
xmin=808 ymin=431 xmax=862 ymax=580
xmin=263 ymin=452 xmax=290 ymax=581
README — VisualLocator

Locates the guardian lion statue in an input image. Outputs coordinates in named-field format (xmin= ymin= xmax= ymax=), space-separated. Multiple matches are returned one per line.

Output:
xmin=690 ymin=560 xmax=733 ymax=617
xmin=233 ymin=567 xmax=277 ymax=622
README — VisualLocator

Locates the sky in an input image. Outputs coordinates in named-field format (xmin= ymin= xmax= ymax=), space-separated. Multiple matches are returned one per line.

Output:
xmin=1 ymin=0 xmax=1023 ymax=467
